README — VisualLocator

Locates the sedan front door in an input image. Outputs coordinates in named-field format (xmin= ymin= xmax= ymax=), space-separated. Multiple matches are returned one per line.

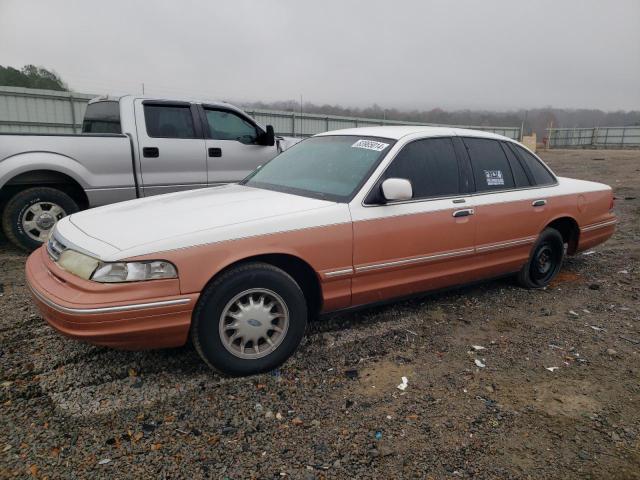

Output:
xmin=349 ymin=136 xmax=477 ymax=306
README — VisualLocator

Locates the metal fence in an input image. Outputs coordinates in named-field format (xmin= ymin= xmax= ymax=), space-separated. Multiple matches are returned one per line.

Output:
xmin=0 ymin=85 xmax=521 ymax=139
xmin=547 ymin=126 xmax=640 ymax=149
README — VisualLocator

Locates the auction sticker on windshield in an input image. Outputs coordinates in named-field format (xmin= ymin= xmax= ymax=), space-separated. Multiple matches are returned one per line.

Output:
xmin=352 ymin=139 xmax=389 ymax=151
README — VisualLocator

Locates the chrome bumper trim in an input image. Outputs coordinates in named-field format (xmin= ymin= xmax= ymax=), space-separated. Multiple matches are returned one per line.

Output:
xmin=28 ymin=284 xmax=191 ymax=315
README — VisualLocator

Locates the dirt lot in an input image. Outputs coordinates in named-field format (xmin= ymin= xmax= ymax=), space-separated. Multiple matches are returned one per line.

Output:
xmin=1 ymin=149 xmax=639 ymax=479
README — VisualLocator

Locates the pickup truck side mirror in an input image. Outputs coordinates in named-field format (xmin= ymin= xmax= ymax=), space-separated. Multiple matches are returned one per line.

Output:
xmin=381 ymin=178 xmax=413 ymax=202
xmin=259 ymin=125 xmax=275 ymax=146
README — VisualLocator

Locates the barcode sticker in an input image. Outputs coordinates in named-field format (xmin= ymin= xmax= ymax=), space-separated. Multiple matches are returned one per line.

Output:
xmin=352 ymin=139 xmax=390 ymax=152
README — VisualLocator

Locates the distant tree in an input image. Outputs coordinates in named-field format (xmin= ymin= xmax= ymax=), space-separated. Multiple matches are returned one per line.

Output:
xmin=0 ymin=64 xmax=68 ymax=91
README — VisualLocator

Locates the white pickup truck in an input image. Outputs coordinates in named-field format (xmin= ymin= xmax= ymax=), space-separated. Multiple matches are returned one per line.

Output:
xmin=0 ymin=95 xmax=294 ymax=250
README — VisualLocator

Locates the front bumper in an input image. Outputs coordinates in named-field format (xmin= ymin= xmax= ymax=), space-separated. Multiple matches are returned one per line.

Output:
xmin=25 ymin=247 xmax=198 ymax=349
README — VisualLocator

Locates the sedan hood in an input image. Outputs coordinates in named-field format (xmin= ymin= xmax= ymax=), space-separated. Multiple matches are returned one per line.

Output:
xmin=63 ymin=185 xmax=339 ymax=260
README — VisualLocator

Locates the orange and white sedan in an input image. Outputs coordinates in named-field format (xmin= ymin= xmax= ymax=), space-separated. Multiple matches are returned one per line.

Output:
xmin=26 ymin=127 xmax=616 ymax=375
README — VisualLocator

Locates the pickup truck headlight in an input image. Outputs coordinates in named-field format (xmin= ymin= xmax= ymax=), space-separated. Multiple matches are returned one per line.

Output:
xmin=56 ymin=250 xmax=177 ymax=282
xmin=91 ymin=260 xmax=178 ymax=283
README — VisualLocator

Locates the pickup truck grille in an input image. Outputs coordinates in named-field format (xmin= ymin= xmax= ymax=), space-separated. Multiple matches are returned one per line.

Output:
xmin=47 ymin=235 xmax=67 ymax=261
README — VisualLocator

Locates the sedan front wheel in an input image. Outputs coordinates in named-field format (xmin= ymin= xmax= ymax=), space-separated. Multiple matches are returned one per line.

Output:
xmin=191 ymin=262 xmax=308 ymax=376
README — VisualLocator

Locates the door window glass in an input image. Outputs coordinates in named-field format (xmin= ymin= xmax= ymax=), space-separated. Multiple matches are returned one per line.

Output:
xmin=143 ymin=104 xmax=196 ymax=139
xmin=464 ymin=138 xmax=515 ymax=192
xmin=382 ymin=138 xmax=460 ymax=199
xmin=513 ymin=145 xmax=556 ymax=186
xmin=501 ymin=142 xmax=530 ymax=188
xmin=205 ymin=109 xmax=258 ymax=144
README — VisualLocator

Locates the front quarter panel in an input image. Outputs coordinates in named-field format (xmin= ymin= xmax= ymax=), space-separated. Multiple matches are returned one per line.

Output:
xmin=128 ymin=203 xmax=354 ymax=311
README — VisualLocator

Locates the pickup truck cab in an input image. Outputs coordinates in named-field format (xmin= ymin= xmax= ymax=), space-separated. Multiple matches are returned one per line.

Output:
xmin=26 ymin=126 xmax=616 ymax=376
xmin=0 ymin=95 xmax=285 ymax=250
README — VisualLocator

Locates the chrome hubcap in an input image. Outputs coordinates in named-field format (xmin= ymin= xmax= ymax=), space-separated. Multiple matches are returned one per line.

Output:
xmin=21 ymin=202 xmax=66 ymax=242
xmin=219 ymin=288 xmax=289 ymax=359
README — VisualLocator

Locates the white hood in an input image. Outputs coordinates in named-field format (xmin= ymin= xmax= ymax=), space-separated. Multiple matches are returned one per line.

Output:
xmin=56 ymin=184 xmax=347 ymax=260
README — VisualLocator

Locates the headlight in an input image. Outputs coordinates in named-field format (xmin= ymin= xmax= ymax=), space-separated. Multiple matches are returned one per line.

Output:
xmin=91 ymin=260 xmax=177 ymax=283
xmin=56 ymin=250 xmax=177 ymax=282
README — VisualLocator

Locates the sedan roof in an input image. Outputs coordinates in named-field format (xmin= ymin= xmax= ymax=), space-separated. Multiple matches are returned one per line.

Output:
xmin=315 ymin=125 xmax=513 ymax=141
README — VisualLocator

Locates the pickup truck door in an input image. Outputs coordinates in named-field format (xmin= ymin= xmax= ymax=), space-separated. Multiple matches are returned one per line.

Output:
xmin=134 ymin=100 xmax=207 ymax=196
xmin=200 ymin=106 xmax=279 ymax=185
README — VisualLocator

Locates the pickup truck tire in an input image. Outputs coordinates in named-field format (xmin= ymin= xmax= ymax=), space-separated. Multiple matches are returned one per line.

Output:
xmin=517 ymin=227 xmax=564 ymax=289
xmin=2 ymin=187 xmax=79 ymax=251
xmin=191 ymin=262 xmax=308 ymax=376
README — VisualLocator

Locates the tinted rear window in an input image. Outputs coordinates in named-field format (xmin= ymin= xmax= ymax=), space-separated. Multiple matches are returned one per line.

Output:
xmin=82 ymin=101 xmax=121 ymax=134
xmin=463 ymin=138 xmax=515 ymax=192
xmin=143 ymin=104 xmax=196 ymax=139
xmin=514 ymin=145 xmax=556 ymax=186
xmin=502 ymin=142 xmax=530 ymax=188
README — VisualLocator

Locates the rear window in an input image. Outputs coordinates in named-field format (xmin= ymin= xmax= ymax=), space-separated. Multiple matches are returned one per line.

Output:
xmin=513 ymin=145 xmax=556 ymax=186
xmin=463 ymin=138 xmax=515 ymax=192
xmin=82 ymin=101 xmax=121 ymax=134
xmin=143 ymin=104 xmax=196 ymax=139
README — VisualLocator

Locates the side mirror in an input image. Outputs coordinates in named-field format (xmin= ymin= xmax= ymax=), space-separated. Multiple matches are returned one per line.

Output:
xmin=260 ymin=125 xmax=275 ymax=146
xmin=381 ymin=178 xmax=413 ymax=202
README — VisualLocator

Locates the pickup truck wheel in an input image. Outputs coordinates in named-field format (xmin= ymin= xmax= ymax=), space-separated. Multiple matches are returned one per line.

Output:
xmin=191 ymin=262 xmax=307 ymax=376
xmin=1 ymin=187 xmax=78 ymax=251
xmin=517 ymin=228 xmax=564 ymax=289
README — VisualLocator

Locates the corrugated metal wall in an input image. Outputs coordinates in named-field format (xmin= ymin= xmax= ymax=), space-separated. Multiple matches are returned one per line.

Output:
xmin=0 ymin=86 xmax=522 ymax=139
xmin=548 ymin=127 xmax=640 ymax=148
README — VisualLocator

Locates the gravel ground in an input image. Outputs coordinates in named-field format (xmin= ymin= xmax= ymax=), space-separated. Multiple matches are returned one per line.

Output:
xmin=1 ymin=149 xmax=639 ymax=479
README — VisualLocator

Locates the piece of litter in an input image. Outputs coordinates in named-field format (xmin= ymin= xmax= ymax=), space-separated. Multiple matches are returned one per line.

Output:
xmin=474 ymin=359 xmax=486 ymax=368
xmin=546 ymin=367 xmax=559 ymax=372
xmin=471 ymin=345 xmax=486 ymax=351
xmin=375 ymin=431 xmax=382 ymax=440
xmin=397 ymin=376 xmax=409 ymax=391
xmin=589 ymin=325 xmax=604 ymax=332
xmin=582 ymin=309 xmax=591 ymax=314
xmin=582 ymin=250 xmax=596 ymax=256
xmin=569 ymin=310 xmax=579 ymax=317
xmin=98 ymin=459 xmax=112 ymax=465
xmin=618 ymin=270 xmax=629 ymax=274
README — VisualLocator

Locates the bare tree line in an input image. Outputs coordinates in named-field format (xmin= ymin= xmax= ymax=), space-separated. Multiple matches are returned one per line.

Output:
xmin=242 ymin=100 xmax=640 ymax=139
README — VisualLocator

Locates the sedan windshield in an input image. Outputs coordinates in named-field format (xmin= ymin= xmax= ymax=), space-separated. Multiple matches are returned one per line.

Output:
xmin=242 ymin=135 xmax=395 ymax=202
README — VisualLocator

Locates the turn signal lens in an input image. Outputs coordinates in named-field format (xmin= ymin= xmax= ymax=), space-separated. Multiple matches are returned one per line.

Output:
xmin=91 ymin=261 xmax=178 ymax=283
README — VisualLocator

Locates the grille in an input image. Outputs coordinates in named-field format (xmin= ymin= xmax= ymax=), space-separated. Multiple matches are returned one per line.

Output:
xmin=47 ymin=234 xmax=67 ymax=261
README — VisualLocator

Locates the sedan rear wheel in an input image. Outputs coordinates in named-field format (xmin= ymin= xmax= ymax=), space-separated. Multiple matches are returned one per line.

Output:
xmin=191 ymin=262 xmax=307 ymax=376
xmin=517 ymin=227 xmax=564 ymax=288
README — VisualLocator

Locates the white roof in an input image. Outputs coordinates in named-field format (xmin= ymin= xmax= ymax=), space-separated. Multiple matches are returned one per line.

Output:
xmin=316 ymin=125 xmax=513 ymax=141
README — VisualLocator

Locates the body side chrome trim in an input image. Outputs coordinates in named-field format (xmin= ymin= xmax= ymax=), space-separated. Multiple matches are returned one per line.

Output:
xmin=324 ymin=268 xmax=354 ymax=278
xmin=476 ymin=236 xmax=537 ymax=253
xmin=355 ymin=248 xmax=475 ymax=273
xmin=29 ymin=285 xmax=191 ymax=315
xmin=580 ymin=219 xmax=617 ymax=233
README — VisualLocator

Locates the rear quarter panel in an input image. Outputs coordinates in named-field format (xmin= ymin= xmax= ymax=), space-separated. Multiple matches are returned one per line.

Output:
xmin=0 ymin=134 xmax=136 ymax=206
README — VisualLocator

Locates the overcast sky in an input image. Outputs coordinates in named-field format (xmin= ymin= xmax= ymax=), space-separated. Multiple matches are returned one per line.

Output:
xmin=1 ymin=0 xmax=639 ymax=111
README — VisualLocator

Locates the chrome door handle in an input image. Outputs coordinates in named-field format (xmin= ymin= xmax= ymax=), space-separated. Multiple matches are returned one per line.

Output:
xmin=532 ymin=199 xmax=547 ymax=207
xmin=452 ymin=208 xmax=474 ymax=218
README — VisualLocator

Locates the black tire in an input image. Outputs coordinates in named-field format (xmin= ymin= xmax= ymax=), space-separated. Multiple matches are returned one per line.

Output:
xmin=1 ymin=187 xmax=79 ymax=252
xmin=191 ymin=262 xmax=308 ymax=376
xmin=517 ymin=227 xmax=564 ymax=289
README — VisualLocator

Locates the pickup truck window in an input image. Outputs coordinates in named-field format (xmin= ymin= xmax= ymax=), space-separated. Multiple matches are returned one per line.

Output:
xmin=143 ymin=104 xmax=196 ymax=139
xmin=382 ymin=138 xmax=460 ymax=200
xmin=82 ymin=101 xmax=121 ymax=134
xmin=204 ymin=109 xmax=258 ymax=144
xmin=463 ymin=138 xmax=516 ymax=192
xmin=242 ymin=135 xmax=394 ymax=202
xmin=513 ymin=145 xmax=556 ymax=186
